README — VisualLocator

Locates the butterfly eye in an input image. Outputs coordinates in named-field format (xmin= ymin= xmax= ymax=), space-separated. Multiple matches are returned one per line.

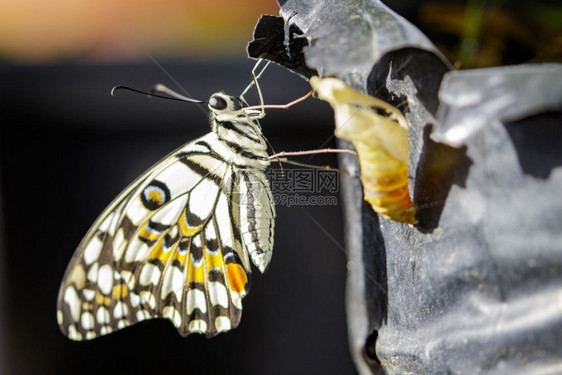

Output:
xmin=232 ymin=97 xmax=246 ymax=110
xmin=209 ymin=96 xmax=228 ymax=110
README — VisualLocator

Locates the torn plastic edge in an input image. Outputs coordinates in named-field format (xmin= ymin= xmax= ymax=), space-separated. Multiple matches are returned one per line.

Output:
xmin=247 ymin=14 xmax=318 ymax=79
xmin=432 ymin=63 xmax=562 ymax=147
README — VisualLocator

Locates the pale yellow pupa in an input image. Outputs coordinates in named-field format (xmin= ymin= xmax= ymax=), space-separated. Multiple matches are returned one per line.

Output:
xmin=310 ymin=76 xmax=417 ymax=224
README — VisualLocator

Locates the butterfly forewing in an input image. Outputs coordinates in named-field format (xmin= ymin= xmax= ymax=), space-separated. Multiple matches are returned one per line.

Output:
xmin=57 ymin=94 xmax=275 ymax=340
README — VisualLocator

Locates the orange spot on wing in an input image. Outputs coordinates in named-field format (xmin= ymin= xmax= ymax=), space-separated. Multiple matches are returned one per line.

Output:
xmin=95 ymin=293 xmax=111 ymax=306
xmin=226 ymin=263 xmax=247 ymax=294
xmin=82 ymin=302 xmax=94 ymax=311
xmin=112 ymin=283 xmax=129 ymax=299
xmin=147 ymin=190 xmax=163 ymax=204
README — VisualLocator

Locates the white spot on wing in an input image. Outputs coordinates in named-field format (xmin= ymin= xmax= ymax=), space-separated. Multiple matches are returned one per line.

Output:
xmin=69 ymin=267 xmax=88 ymax=293
xmin=127 ymin=196 xmax=150 ymax=226
xmin=208 ymin=281 xmax=228 ymax=308
xmin=64 ymin=286 xmax=80 ymax=322
xmin=120 ymin=270 xmax=135 ymax=291
xmin=168 ymin=225 xmax=178 ymax=238
xmin=112 ymin=228 xmax=127 ymax=261
xmin=83 ymin=236 xmax=103 ymax=265
xmin=130 ymin=293 xmax=140 ymax=308
xmin=136 ymin=310 xmax=150 ymax=321
xmin=186 ymin=289 xmax=207 ymax=314
xmin=98 ymin=212 xmax=113 ymax=232
xmin=205 ymin=220 xmax=217 ymax=241
xmin=215 ymin=194 xmax=234 ymax=248
xmin=118 ymin=319 xmax=130 ymax=329
xmin=67 ymin=324 xmax=82 ymax=340
xmin=139 ymin=263 xmax=161 ymax=286
xmin=107 ymin=200 xmax=127 ymax=237
xmin=231 ymin=292 xmax=243 ymax=310
xmin=96 ymin=307 xmax=110 ymax=324
xmin=192 ymin=235 xmax=202 ymax=248
xmin=215 ymin=316 xmax=231 ymax=332
xmin=188 ymin=319 xmax=207 ymax=333
xmin=162 ymin=306 xmax=181 ymax=328
xmin=81 ymin=312 xmax=95 ymax=330
xmin=139 ymin=291 xmax=156 ymax=310
xmin=87 ymin=263 xmax=98 ymax=283
xmin=97 ymin=265 xmax=114 ymax=295
xmin=113 ymin=301 xmax=128 ymax=319
xmin=83 ymin=289 xmax=95 ymax=301
xmin=188 ymin=178 xmax=219 ymax=220
xmin=125 ymin=237 xmax=150 ymax=263
xmin=161 ymin=266 xmax=184 ymax=300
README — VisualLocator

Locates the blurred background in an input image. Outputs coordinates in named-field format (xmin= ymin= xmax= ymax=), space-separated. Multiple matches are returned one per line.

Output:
xmin=0 ymin=0 xmax=560 ymax=374
xmin=0 ymin=0 xmax=353 ymax=373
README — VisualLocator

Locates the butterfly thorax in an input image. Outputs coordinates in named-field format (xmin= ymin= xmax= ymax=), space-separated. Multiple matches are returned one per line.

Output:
xmin=208 ymin=92 xmax=270 ymax=170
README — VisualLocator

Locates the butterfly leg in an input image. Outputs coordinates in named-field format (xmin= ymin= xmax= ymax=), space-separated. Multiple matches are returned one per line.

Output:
xmin=269 ymin=149 xmax=358 ymax=176
xmin=268 ymin=148 xmax=357 ymax=159
xmin=243 ymin=90 xmax=313 ymax=115
xmin=273 ymin=157 xmax=351 ymax=176
xmin=240 ymin=58 xmax=271 ymax=104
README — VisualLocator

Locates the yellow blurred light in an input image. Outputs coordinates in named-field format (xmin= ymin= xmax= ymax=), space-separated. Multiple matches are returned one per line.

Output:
xmin=0 ymin=0 xmax=278 ymax=62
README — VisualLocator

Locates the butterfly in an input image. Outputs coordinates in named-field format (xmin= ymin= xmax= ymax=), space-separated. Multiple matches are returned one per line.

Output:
xmin=56 ymin=66 xmax=280 ymax=340
xmin=310 ymin=76 xmax=417 ymax=225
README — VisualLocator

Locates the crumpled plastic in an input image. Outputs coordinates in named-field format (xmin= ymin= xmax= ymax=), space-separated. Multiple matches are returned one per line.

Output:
xmin=248 ymin=1 xmax=562 ymax=374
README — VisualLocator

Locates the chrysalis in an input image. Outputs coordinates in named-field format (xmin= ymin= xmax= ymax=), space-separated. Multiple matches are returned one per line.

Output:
xmin=310 ymin=76 xmax=417 ymax=225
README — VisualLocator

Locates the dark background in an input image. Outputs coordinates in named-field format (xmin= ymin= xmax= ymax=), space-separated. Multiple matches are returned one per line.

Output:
xmin=0 ymin=60 xmax=356 ymax=374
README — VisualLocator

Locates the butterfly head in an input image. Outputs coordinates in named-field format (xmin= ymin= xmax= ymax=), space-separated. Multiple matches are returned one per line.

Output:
xmin=208 ymin=93 xmax=247 ymax=115
xmin=208 ymin=92 xmax=267 ymax=150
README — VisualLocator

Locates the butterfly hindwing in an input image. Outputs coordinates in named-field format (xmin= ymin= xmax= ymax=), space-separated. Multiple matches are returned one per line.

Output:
xmin=57 ymin=132 xmax=255 ymax=340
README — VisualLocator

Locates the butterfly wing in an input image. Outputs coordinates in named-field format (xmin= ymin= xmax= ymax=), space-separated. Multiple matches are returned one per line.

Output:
xmin=236 ymin=170 xmax=275 ymax=273
xmin=57 ymin=133 xmax=252 ymax=340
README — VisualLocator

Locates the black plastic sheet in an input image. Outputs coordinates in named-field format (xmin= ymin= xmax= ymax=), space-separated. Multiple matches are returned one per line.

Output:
xmin=248 ymin=1 xmax=562 ymax=374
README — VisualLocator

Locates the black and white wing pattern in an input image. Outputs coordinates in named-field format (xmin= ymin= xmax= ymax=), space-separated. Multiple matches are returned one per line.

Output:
xmin=57 ymin=93 xmax=276 ymax=339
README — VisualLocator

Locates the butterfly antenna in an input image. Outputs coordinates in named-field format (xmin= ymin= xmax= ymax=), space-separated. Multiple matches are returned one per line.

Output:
xmin=111 ymin=85 xmax=205 ymax=104
xmin=151 ymin=84 xmax=206 ymax=103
